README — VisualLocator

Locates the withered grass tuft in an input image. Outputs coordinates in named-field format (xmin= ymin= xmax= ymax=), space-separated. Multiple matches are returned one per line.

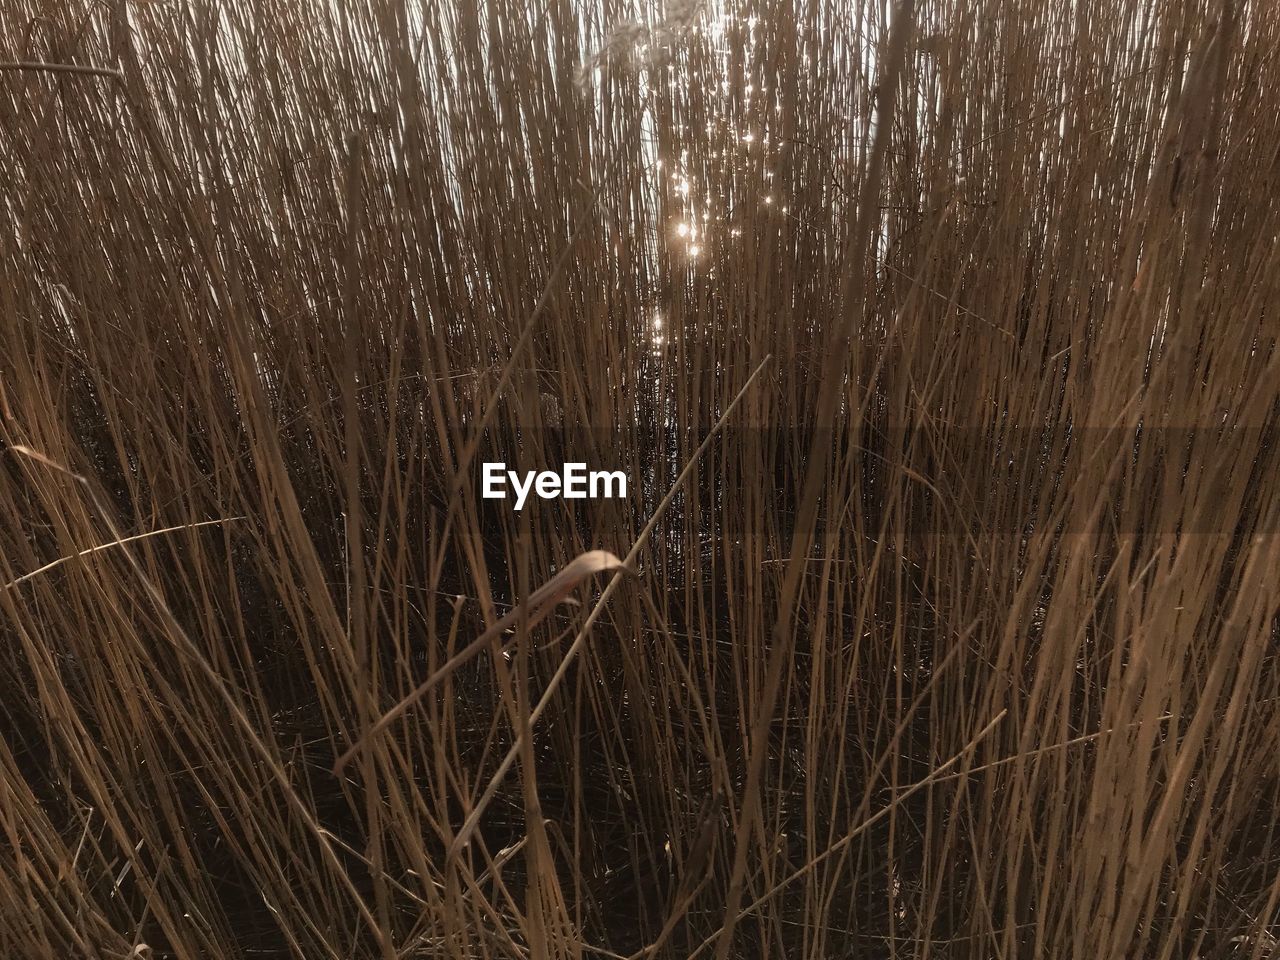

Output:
xmin=2 ymin=1 xmax=1278 ymax=958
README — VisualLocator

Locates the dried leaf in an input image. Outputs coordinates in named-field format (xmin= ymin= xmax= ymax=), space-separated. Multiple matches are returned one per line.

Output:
xmin=332 ymin=550 xmax=631 ymax=773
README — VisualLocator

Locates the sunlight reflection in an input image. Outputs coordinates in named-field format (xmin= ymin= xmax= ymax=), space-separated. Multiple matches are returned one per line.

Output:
xmin=612 ymin=5 xmax=792 ymax=290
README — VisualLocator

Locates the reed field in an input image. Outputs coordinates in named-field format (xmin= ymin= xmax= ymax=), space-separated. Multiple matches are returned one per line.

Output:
xmin=2 ymin=0 xmax=1278 ymax=956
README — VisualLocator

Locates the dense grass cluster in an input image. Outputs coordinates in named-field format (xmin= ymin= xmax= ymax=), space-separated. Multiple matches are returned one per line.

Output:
xmin=2 ymin=0 xmax=1278 ymax=957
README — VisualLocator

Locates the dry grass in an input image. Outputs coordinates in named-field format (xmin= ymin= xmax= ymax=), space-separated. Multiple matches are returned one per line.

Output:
xmin=2 ymin=0 xmax=1278 ymax=957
